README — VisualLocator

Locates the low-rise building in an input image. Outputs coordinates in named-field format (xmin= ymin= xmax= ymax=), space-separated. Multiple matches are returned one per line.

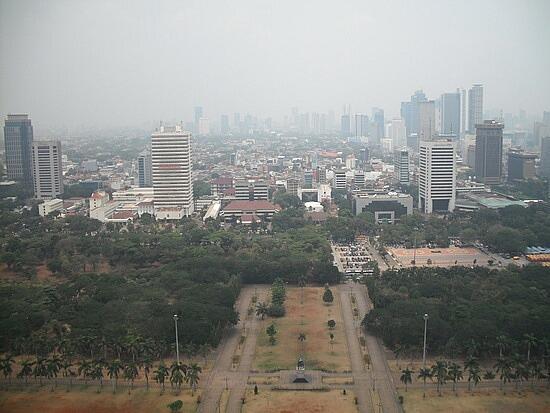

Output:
xmin=352 ymin=191 xmax=413 ymax=223
xmin=221 ymin=200 xmax=281 ymax=222
xmin=39 ymin=198 xmax=63 ymax=217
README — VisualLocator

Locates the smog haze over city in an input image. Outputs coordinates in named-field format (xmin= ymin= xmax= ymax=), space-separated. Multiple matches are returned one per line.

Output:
xmin=1 ymin=2 xmax=550 ymax=413
xmin=1 ymin=0 xmax=550 ymax=130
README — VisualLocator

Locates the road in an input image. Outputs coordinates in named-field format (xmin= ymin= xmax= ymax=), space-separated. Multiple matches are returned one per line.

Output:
xmin=364 ymin=237 xmax=390 ymax=271
xmin=198 ymin=285 xmax=268 ymax=413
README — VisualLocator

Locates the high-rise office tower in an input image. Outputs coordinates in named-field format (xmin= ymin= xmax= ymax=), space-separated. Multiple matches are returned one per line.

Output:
xmin=137 ymin=147 xmax=152 ymax=187
xmin=401 ymin=90 xmax=427 ymax=137
xmin=388 ymin=119 xmax=406 ymax=149
xmin=418 ymin=101 xmax=436 ymax=142
xmin=419 ymin=140 xmax=456 ymax=213
xmin=194 ymin=106 xmax=203 ymax=133
xmin=468 ymin=84 xmax=483 ymax=132
xmin=311 ymin=112 xmax=321 ymax=135
xmin=540 ymin=137 xmax=550 ymax=178
xmin=31 ymin=140 xmax=63 ymax=199
xmin=220 ymin=114 xmax=230 ymax=135
xmin=507 ymin=149 xmax=536 ymax=181
xmin=341 ymin=114 xmax=351 ymax=137
xmin=151 ymin=125 xmax=194 ymax=216
xmin=474 ymin=120 xmax=504 ymax=185
xmin=440 ymin=92 xmax=461 ymax=137
xmin=372 ymin=108 xmax=385 ymax=144
xmin=3 ymin=114 xmax=34 ymax=188
xmin=353 ymin=114 xmax=369 ymax=138
xmin=460 ymin=89 xmax=467 ymax=136
xmin=394 ymin=148 xmax=410 ymax=185
xmin=543 ymin=111 xmax=550 ymax=124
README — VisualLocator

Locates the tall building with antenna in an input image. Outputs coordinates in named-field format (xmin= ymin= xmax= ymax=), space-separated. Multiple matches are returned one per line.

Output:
xmin=440 ymin=91 xmax=461 ymax=138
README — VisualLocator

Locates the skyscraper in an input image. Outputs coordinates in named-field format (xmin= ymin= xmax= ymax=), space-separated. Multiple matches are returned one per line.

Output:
xmin=194 ymin=106 xmax=203 ymax=133
xmin=418 ymin=101 xmax=436 ymax=142
xmin=372 ymin=108 xmax=385 ymax=144
xmin=341 ymin=114 xmax=351 ymax=137
xmin=475 ymin=120 xmax=504 ymax=185
xmin=151 ymin=125 xmax=194 ymax=216
xmin=468 ymin=84 xmax=483 ymax=132
xmin=401 ymin=90 xmax=427 ymax=137
xmin=540 ymin=137 xmax=550 ymax=178
xmin=419 ymin=140 xmax=456 ymax=213
xmin=440 ymin=92 xmax=461 ymax=137
xmin=353 ymin=114 xmax=369 ymax=138
xmin=388 ymin=119 xmax=407 ymax=149
xmin=3 ymin=114 xmax=34 ymax=188
xmin=31 ymin=141 xmax=63 ymax=199
xmin=394 ymin=148 xmax=410 ymax=185
xmin=220 ymin=114 xmax=230 ymax=135
xmin=137 ymin=147 xmax=152 ymax=187
xmin=507 ymin=150 xmax=536 ymax=181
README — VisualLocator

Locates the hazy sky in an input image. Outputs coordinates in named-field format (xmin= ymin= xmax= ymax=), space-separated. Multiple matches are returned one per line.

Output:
xmin=1 ymin=0 xmax=549 ymax=130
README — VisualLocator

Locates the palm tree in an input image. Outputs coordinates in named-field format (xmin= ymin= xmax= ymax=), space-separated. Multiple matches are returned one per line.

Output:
xmin=124 ymin=362 xmax=139 ymax=393
xmin=431 ymin=360 xmax=448 ymax=396
xmin=0 ymin=355 xmax=15 ymax=385
xmin=60 ymin=358 xmax=75 ymax=391
xmin=400 ymin=367 xmax=413 ymax=392
xmin=91 ymin=360 xmax=105 ymax=392
xmin=298 ymin=332 xmax=307 ymax=355
xmin=141 ymin=357 xmax=153 ymax=391
xmin=467 ymin=366 xmax=482 ymax=392
xmin=463 ymin=356 xmax=479 ymax=392
xmin=256 ymin=302 xmax=268 ymax=320
xmin=298 ymin=275 xmax=306 ymax=303
xmin=33 ymin=357 xmax=48 ymax=386
xmin=466 ymin=339 xmax=479 ymax=358
xmin=46 ymin=355 xmax=62 ymax=390
xmin=186 ymin=363 xmax=202 ymax=396
xmin=524 ymin=334 xmax=537 ymax=362
xmin=17 ymin=359 xmax=34 ymax=385
xmin=483 ymin=370 xmax=496 ymax=380
xmin=418 ymin=367 xmax=432 ymax=398
xmin=494 ymin=357 xmax=512 ymax=392
xmin=495 ymin=335 xmax=509 ymax=358
xmin=154 ymin=363 xmax=169 ymax=394
xmin=107 ymin=359 xmax=123 ymax=394
xmin=170 ymin=362 xmax=187 ymax=395
xmin=77 ymin=360 xmax=93 ymax=386
xmin=447 ymin=362 xmax=463 ymax=394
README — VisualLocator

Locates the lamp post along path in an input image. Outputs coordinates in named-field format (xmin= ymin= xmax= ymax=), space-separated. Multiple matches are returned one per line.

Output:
xmin=174 ymin=314 xmax=180 ymax=364
xmin=422 ymin=313 xmax=429 ymax=368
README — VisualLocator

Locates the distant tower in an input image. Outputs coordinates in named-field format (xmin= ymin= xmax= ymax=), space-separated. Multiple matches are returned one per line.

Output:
xmin=468 ymin=84 xmax=483 ymax=133
xmin=151 ymin=125 xmax=194 ymax=216
xmin=418 ymin=101 xmax=436 ymax=143
xmin=3 ymin=114 xmax=34 ymax=188
xmin=372 ymin=108 xmax=385 ymax=144
xmin=440 ymin=92 xmax=461 ymax=138
xmin=137 ymin=147 xmax=152 ymax=187
xmin=31 ymin=141 xmax=63 ymax=199
xmin=419 ymin=140 xmax=456 ymax=213
xmin=394 ymin=148 xmax=410 ymax=185
xmin=194 ymin=106 xmax=203 ymax=134
xmin=474 ymin=120 xmax=504 ymax=185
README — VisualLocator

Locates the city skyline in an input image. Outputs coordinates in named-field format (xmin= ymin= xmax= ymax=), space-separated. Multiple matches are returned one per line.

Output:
xmin=1 ymin=0 xmax=550 ymax=130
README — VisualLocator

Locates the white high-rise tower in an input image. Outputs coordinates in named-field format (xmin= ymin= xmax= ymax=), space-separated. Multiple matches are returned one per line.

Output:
xmin=419 ymin=140 xmax=456 ymax=214
xmin=31 ymin=140 xmax=63 ymax=199
xmin=151 ymin=125 xmax=194 ymax=217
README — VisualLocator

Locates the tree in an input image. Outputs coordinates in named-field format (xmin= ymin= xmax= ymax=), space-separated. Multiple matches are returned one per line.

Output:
xmin=78 ymin=360 xmax=93 ymax=386
xmin=483 ymin=370 xmax=495 ymax=380
xmin=46 ymin=355 xmax=62 ymax=390
xmin=124 ymin=362 xmax=139 ymax=393
xmin=154 ymin=363 xmax=170 ymax=393
xmin=60 ymin=358 xmax=75 ymax=391
xmin=496 ymin=335 xmax=509 ymax=358
xmin=186 ymin=363 xmax=202 ymax=395
xmin=142 ymin=357 xmax=153 ymax=391
xmin=431 ymin=360 xmax=448 ymax=396
xmin=170 ymin=362 xmax=187 ymax=395
xmin=0 ymin=355 xmax=15 ymax=384
xmin=18 ymin=359 xmax=34 ymax=385
xmin=167 ymin=400 xmax=184 ymax=413
xmin=418 ymin=367 xmax=432 ymax=398
xmin=464 ymin=356 xmax=480 ymax=392
xmin=329 ymin=333 xmax=335 ymax=351
xmin=494 ymin=357 xmax=512 ymax=392
xmin=467 ymin=366 xmax=482 ymax=392
xmin=524 ymin=334 xmax=537 ymax=362
xmin=266 ymin=323 xmax=277 ymax=345
xmin=107 ymin=359 xmax=122 ymax=394
xmin=91 ymin=360 xmax=105 ymax=392
xmin=447 ymin=362 xmax=463 ymax=394
xmin=327 ymin=319 xmax=336 ymax=330
xmin=256 ymin=302 xmax=268 ymax=320
xmin=322 ymin=287 xmax=334 ymax=305
xmin=400 ymin=368 xmax=413 ymax=392
xmin=298 ymin=332 xmax=306 ymax=355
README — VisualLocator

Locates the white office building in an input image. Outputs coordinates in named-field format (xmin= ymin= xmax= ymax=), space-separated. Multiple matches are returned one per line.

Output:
xmin=31 ymin=141 xmax=63 ymax=199
xmin=151 ymin=125 xmax=194 ymax=216
xmin=419 ymin=140 xmax=456 ymax=213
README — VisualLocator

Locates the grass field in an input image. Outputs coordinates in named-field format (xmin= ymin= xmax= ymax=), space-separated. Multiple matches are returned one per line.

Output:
xmin=253 ymin=287 xmax=351 ymax=372
xmin=400 ymin=388 xmax=550 ymax=413
xmin=0 ymin=387 xmax=199 ymax=413
xmin=242 ymin=389 xmax=358 ymax=413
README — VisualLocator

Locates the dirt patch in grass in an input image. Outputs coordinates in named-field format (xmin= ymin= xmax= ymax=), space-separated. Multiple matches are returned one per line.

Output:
xmin=322 ymin=376 xmax=354 ymax=385
xmin=253 ymin=287 xmax=351 ymax=372
xmin=400 ymin=388 xmax=550 ymax=413
xmin=0 ymin=387 xmax=199 ymax=413
xmin=243 ymin=389 xmax=358 ymax=413
xmin=248 ymin=376 xmax=280 ymax=385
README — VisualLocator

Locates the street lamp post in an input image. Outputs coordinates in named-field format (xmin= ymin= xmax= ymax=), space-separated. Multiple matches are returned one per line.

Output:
xmin=173 ymin=314 xmax=180 ymax=364
xmin=422 ymin=313 xmax=429 ymax=369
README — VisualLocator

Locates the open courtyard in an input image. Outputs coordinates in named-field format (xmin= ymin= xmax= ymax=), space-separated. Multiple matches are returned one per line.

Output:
xmin=388 ymin=246 xmax=492 ymax=268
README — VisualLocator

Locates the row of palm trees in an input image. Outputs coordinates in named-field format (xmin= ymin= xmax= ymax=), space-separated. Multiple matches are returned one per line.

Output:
xmin=0 ymin=355 xmax=201 ymax=395
xmin=400 ymin=354 xmax=550 ymax=398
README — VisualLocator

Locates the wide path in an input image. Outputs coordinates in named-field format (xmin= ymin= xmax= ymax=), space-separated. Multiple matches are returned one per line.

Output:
xmin=199 ymin=285 xmax=267 ymax=413
xmin=353 ymin=282 xmax=402 ymax=413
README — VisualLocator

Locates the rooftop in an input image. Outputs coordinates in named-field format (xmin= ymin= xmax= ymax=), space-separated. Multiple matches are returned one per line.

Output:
xmin=224 ymin=200 xmax=281 ymax=211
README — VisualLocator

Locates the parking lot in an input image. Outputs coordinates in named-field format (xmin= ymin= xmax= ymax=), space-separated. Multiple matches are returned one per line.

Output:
xmin=388 ymin=246 xmax=496 ymax=268
xmin=331 ymin=241 xmax=374 ymax=277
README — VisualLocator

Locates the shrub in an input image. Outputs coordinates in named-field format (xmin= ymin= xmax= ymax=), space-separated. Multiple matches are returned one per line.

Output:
xmin=267 ymin=304 xmax=285 ymax=317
